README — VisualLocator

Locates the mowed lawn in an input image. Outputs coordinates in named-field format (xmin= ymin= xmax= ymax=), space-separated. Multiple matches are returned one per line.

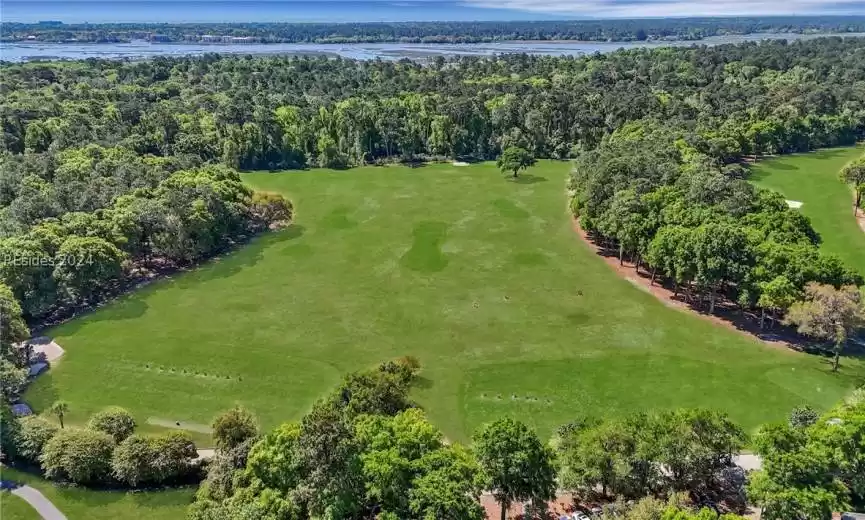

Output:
xmin=25 ymin=161 xmax=864 ymax=442
xmin=750 ymin=145 xmax=865 ymax=275
xmin=0 ymin=467 xmax=193 ymax=520
xmin=1 ymin=490 xmax=40 ymax=520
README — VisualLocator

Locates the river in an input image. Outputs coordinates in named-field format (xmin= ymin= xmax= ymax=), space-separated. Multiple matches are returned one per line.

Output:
xmin=2 ymin=33 xmax=864 ymax=62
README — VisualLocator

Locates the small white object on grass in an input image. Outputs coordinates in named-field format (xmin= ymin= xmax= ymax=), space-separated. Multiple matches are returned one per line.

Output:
xmin=452 ymin=161 xmax=469 ymax=166
xmin=786 ymin=200 xmax=804 ymax=209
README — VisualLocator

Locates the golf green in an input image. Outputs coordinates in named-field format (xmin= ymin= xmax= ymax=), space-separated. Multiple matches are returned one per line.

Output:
xmin=25 ymin=161 xmax=864 ymax=442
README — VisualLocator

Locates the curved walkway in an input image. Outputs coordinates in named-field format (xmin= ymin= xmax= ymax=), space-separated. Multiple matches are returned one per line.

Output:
xmin=1 ymin=481 xmax=67 ymax=520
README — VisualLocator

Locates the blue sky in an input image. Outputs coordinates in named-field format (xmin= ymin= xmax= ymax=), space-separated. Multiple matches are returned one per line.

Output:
xmin=464 ymin=0 xmax=865 ymax=17
xmin=3 ymin=0 xmax=865 ymax=23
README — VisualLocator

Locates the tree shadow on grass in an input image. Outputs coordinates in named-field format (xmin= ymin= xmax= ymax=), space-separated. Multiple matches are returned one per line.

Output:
xmin=761 ymin=161 xmax=799 ymax=171
xmin=511 ymin=174 xmax=548 ymax=184
xmin=37 ymin=227 xmax=305 ymax=336
xmin=173 ymin=227 xmax=304 ymax=288
xmin=130 ymin=486 xmax=196 ymax=508
xmin=815 ymin=147 xmax=855 ymax=159
xmin=413 ymin=375 xmax=434 ymax=390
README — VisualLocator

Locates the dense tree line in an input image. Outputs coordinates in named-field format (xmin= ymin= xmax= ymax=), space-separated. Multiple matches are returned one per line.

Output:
xmin=4 ymin=17 xmax=865 ymax=44
xmin=0 ymin=162 xmax=291 ymax=321
xmin=569 ymin=126 xmax=865 ymax=367
xmin=4 ymin=38 xmax=865 ymax=173
xmin=186 ymin=359 xmax=755 ymax=520
xmin=185 ymin=360 xmax=864 ymax=519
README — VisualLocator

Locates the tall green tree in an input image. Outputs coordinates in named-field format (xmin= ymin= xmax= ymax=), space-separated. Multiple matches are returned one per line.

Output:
xmin=497 ymin=146 xmax=535 ymax=178
xmin=49 ymin=400 xmax=69 ymax=429
xmin=839 ymin=157 xmax=865 ymax=215
xmin=757 ymin=276 xmax=800 ymax=329
xmin=785 ymin=283 xmax=865 ymax=372
xmin=212 ymin=405 xmax=259 ymax=452
xmin=473 ymin=417 xmax=556 ymax=520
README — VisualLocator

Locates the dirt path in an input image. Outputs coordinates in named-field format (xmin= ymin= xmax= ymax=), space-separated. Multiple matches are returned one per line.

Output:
xmin=570 ymin=217 xmax=800 ymax=354
xmin=856 ymin=204 xmax=865 ymax=235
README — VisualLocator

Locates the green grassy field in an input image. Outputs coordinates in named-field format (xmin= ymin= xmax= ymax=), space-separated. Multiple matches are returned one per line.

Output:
xmin=24 ymin=161 xmax=864 ymax=442
xmin=0 ymin=468 xmax=193 ymax=520
xmin=750 ymin=146 xmax=865 ymax=275
xmin=1 ymin=490 xmax=40 ymax=520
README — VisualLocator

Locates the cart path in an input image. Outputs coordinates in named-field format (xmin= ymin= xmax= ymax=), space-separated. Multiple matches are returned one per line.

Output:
xmin=1 ymin=481 xmax=67 ymax=520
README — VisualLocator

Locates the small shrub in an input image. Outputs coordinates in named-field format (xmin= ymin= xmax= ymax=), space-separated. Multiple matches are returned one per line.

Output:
xmin=395 ymin=355 xmax=421 ymax=373
xmin=212 ymin=406 xmax=259 ymax=451
xmin=789 ymin=405 xmax=819 ymax=428
xmin=17 ymin=415 xmax=59 ymax=464
xmin=251 ymin=191 xmax=293 ymax=225
xmin=41 ymin=428 xmax=115 ymax=484
xmin=112 ymin=435 xmax=154 ymax=487
xmin=88 ymin=406 xmax=136 ymax=442
xmin=112 ymin=431 xmax=197 ymax=487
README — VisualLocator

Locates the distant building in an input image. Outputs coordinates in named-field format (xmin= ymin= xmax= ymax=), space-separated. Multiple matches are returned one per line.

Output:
xmin=150 ymin=34 xmax=172 ymax=43
xmin=841 ymin=514 xmax=865 ymax=520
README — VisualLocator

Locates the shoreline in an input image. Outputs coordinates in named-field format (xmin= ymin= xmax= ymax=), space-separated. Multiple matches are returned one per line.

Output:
xmin=5 ymin=32 xmax=864 ymax=46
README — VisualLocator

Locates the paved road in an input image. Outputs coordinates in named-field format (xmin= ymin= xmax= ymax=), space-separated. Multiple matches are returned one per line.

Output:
xmin=1 ymin=481 xmax=67 ymax=520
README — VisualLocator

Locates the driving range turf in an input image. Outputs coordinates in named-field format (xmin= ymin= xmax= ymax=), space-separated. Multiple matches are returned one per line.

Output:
xmin=749 ymin=145 xmax=865 ymax=275
xmin=25 ymin=160 xmax=865 ymax=444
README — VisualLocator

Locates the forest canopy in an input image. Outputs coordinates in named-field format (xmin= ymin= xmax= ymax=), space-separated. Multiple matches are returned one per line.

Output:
xmin=1 ymin=35 xmax=864 ymax=346
xmin=4 ymin=17 xmax=865 ymax=44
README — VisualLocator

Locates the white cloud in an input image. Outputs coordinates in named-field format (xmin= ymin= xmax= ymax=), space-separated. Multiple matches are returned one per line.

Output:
xmin=460 ymin=0 xmax=865 ymax=17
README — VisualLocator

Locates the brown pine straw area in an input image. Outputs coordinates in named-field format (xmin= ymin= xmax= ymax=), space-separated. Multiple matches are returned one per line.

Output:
xmin=570 ymin=216 xmax=813 ymax=355
xmin=856 ymin=201 xmax=865 ymax=235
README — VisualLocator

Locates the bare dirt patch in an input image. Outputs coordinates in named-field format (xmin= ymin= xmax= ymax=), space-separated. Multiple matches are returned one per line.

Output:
xmin=571 ymin=217 xmax=809 ymax=354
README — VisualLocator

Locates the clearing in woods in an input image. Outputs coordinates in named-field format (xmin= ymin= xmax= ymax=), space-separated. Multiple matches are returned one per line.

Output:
xmin=749 ymin=145 xmax=865 ymax=275
xmin=25 ymin=161 xmax=864 ymax=441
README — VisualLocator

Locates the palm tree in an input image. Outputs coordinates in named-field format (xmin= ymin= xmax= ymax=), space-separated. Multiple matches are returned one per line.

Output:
xmin=49 ymin=400 xmax=69 ymax=429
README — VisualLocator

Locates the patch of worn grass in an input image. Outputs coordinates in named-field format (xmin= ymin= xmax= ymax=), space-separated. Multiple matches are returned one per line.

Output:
xmin=25 ymin=161 xmax=864 ymax=443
